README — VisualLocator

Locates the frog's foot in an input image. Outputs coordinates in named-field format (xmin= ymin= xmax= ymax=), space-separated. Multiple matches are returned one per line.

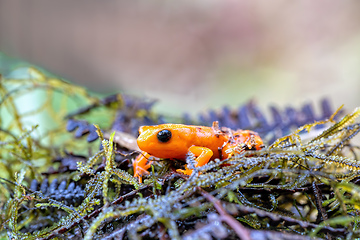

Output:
xmin=133 ymin=152 xmax=152 ymax=183
xmin=134 ymin=170 xmax=148 ymax=184
xmin=176 ymin=167 xmax=193 ymax=176
xmin=133 ymin=162 xmax=151 ymax=183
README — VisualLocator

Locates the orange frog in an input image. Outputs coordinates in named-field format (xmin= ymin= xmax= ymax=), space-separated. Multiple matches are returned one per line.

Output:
xmin=133 ymin=122 xmax=264 ymax=182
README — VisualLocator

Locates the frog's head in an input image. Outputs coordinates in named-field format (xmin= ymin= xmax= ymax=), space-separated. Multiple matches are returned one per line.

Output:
xmin=137 ymin=124 xmax=194 ymax=159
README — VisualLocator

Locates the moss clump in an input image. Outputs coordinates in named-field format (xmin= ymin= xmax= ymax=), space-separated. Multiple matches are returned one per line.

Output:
xmin=1 ymin=67 xmax=360 ymax=239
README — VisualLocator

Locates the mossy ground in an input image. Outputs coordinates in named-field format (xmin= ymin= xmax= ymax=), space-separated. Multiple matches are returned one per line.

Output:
xmin=1 ymin=67 xmax=360 ymax=239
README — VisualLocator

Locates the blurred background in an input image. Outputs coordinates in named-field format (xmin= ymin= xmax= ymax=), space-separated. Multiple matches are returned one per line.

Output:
xmin=0 ymin=0 xmax=359 ymax=116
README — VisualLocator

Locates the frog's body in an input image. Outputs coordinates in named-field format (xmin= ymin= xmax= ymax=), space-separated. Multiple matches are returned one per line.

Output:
xmin=133 ymin=123 xmax=263 ymax=182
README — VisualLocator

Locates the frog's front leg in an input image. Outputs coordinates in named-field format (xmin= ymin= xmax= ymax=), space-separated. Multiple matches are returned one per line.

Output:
xmin=133 ymin=151 xmax=152 ymax=183
xmin=177 ymin=146 xmax=213 ymax=175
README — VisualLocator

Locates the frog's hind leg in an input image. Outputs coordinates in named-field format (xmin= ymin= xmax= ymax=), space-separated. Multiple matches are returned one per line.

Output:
xmin=232 ymin=130 xmax=264 ymax=150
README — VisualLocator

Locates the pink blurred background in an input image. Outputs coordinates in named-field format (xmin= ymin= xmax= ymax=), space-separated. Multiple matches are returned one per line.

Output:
xmin=0 ymin=0 xmax=359 ymax=115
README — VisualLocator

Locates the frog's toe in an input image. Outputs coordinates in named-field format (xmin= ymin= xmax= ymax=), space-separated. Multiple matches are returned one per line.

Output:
xmin=134 ymin=168 xmax=150 ymax=183
xmin=176 ymin=168 xmax=193 ymax=175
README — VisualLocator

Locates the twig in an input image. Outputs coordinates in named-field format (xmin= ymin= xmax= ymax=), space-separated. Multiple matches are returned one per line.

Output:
xmin=199 ymin=188 xmax=251 ymax=240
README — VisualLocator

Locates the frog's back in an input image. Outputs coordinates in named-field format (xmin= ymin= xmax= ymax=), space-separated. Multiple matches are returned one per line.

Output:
xmin=191 ymin=125 xmax=230 ymax=159
xmin=221 ymin=129 xmax=264 ymax=158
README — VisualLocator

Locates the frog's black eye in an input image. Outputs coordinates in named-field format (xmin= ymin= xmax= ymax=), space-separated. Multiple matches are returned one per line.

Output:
xmin=157 ymin=129 xmax=172 ymax=143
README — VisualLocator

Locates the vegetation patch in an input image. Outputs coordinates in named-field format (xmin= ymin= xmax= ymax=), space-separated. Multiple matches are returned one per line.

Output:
xmin=1 ymin=67 xmax=360 ymax=239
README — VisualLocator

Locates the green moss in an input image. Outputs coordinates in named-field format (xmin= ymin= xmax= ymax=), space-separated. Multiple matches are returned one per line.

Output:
xmin=1 ymin=66 xmax=360 ymax=239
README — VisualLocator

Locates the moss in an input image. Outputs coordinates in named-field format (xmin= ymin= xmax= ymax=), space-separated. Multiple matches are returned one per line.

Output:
xmin=1 ymin=67 xmax=360 ymax=239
